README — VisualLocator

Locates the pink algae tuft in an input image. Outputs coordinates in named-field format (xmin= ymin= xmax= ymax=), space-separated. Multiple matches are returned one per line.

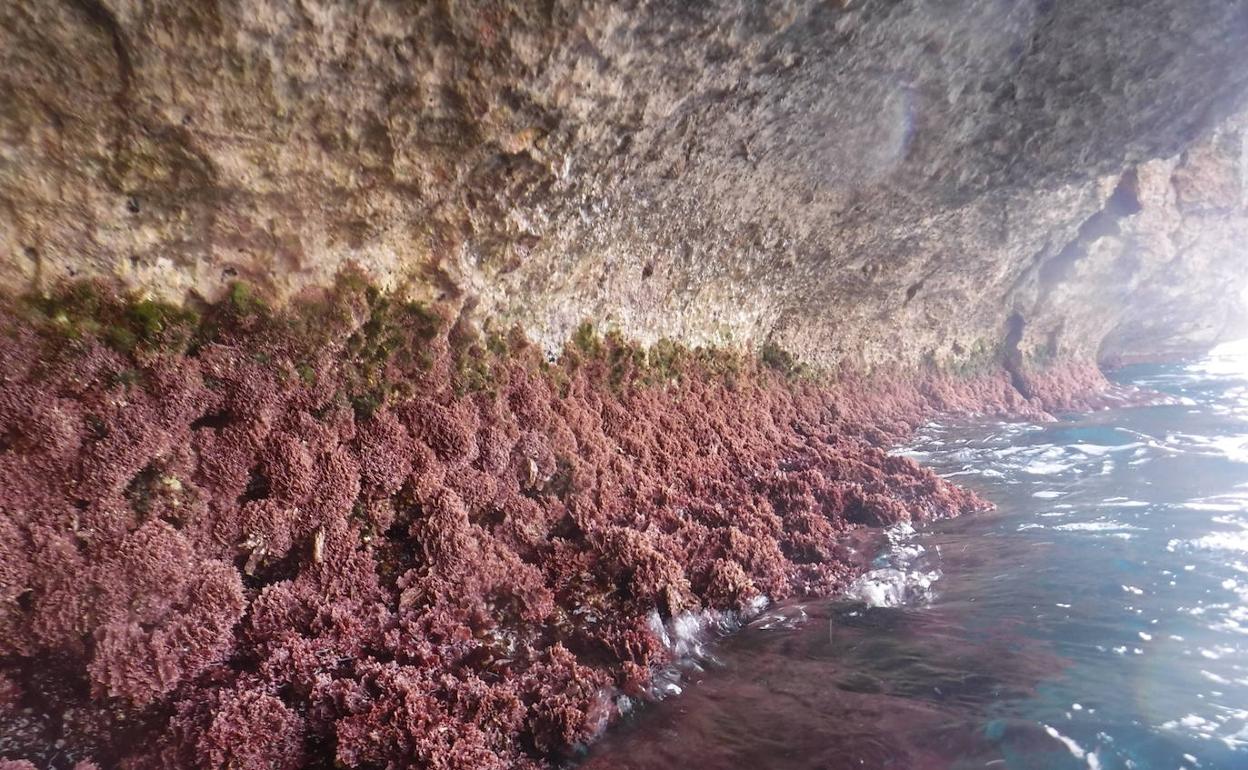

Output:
xmin=0 ymin=278 xmax=1035 ymax=769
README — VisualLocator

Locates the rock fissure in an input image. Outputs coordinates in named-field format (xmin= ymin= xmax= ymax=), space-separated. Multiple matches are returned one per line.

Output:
xmin=1002 ymin=311 xmax=1030 ymax=399
xmin=1037 ymin=169 xmax=1142 ymax=291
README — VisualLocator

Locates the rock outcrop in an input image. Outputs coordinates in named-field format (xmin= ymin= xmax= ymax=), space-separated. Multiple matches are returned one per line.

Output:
xmin=3 ymin=0 xmax=1247 ymax=370
xmin=4 ymin=4 xmax=1248 ymax=767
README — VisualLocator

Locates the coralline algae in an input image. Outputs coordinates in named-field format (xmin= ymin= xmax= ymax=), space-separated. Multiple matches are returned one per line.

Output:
xmin=0 ymin=276 xmax=1116 ymax=769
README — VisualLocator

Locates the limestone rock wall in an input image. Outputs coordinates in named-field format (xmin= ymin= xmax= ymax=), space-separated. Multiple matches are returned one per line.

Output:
xmin=3 ymin=0 xmax=1247 ymax=369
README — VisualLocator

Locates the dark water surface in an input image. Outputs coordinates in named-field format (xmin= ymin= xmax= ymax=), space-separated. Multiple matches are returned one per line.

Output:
xmin=578 ymin=341 xmax=1248 ymax=770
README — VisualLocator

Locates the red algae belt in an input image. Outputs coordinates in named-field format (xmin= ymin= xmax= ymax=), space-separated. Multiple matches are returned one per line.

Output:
xmin=0 ymin=275 xmax=1111 ymax=769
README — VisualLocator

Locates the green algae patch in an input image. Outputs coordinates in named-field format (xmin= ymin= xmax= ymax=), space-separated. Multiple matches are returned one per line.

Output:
xmin=18 ymin=281 xmax=200 ymax=357
xmin=761 ymin=339 xmax=816 ymax=381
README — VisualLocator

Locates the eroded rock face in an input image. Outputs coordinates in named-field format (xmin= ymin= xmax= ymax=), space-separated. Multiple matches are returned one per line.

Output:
xmin=2 ymin=0 xmax=1247 ymax=368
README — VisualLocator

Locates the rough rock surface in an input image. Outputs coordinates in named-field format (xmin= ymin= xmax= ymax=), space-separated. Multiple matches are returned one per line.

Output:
xmin=2 ymin=0 xmax=1247 ymax=371
xmin=5 ymin=4 xmax=1245 ymax=766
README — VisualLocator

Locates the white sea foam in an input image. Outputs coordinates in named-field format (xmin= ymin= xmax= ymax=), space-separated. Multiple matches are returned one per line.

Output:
xmin=1172 ymin=531 xmax=1248 ymax=553
xmin=748 ymin=604 xmax=809 ymax=631
xmin=638 ymin=594 xmax=771 ymax=701
xmin=1043 ymin=724 xmax=1100 ymax=769
xmin=1052 ymin=521 xmax=1146 ymax=533
xmin=846 ymin=566 xmax=941 ymax=608
xmin=845 ymin=522 xmax=941 ymax=608
xmin=1023 ymin=459 xmax=1073 ymax=476
xmin=1069 ymin=442 xmax=1144 ymax=457
xmin=1187 ymin=501 xmax=1248 ymax=512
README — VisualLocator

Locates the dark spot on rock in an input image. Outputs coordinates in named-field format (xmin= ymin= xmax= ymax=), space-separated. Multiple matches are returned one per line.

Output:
xmin=641 ymin=262 xmax=655 ymax=279
xmin=125 ymin=462 xmax=161 ymax=515
xmin=85 ymin=415 xmax=109 ymax=440
xmin=240 ymin=466 xmax=271 ymax=503
xmin=126 ymin=196 xmax=140 ymax=214
xmin=191 ymin=410 xmax=232 ymax=431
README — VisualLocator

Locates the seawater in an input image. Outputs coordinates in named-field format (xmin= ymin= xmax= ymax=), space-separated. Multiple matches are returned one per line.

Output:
xmin=578 ymin=340 xmax=1248 ymax=770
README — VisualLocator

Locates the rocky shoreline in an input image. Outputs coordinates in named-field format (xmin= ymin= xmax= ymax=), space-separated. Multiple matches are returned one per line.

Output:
xmin=3 ymin=2 xmax=1248 ymax=767
xmin=0 ymin=275 xmax=1139 ymax=769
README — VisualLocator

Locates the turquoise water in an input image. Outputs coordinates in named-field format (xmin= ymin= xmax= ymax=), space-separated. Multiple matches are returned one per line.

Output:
xmin=579 ymin=341 xmax=1248 ymax=769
